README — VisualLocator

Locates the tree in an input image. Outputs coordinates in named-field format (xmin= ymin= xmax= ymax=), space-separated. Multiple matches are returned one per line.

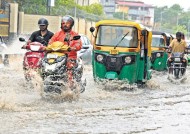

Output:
xmin=77 ymin=3 xmax=104 ymax=16
xmin=154 ymin=4 xmax=190 ymax=35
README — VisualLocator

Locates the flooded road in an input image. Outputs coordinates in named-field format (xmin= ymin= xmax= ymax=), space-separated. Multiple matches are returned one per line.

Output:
xmin=0 ymin=57 xmax=190 ymax=134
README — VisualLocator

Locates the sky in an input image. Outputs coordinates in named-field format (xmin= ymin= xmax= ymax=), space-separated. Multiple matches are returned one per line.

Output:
xmin=140 ymin=0 xmax=190 ymax=11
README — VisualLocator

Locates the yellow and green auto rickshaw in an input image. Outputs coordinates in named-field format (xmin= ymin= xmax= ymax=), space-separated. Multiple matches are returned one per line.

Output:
xmin=89 ymin=20 xmax=152 ymax=85
xmin=151 ymin=31 xmax=169 ymax=71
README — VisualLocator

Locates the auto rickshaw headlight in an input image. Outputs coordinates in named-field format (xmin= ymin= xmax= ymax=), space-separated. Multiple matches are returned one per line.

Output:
xmin=124 ymin=56 xmax=131 ymax=64
xmin=97 ymin=54 xmax=104 ymax=62
xmin=156 ymin=53 xmax=161 ymax=57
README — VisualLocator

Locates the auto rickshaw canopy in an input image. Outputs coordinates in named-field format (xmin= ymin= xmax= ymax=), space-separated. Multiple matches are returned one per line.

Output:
xmin=94 ymin=20 xmax=152 ymax=57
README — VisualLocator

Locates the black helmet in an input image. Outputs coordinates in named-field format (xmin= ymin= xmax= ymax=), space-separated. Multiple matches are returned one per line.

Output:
xmin=38 ymin=18 xmax=49 ymax=26
xmin=176 ymin=32 xmax=182 ymax=38
xmin=61 ymin=15 xmax=74 ymax=27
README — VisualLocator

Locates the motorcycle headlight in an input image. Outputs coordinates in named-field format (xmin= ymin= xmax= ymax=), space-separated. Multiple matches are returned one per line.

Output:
xmin=56 ymin=56 xmax=66 ymax=62
xmin=56 ymin=57 xmax=66 ymax=68
xmin=156 ymin=53 xmax=161 ymax=57
xmin=124 ymin=56 xmax=131 ymax=64
xmin=96 ymin=55 xmax=103 ymax=62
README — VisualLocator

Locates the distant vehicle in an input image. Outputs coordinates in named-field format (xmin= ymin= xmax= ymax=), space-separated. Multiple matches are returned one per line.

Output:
xmin=151 ymin=31 xmax=168 ymax=71
xmin=0 ymin=36 xmax=9 ymax=66
xmin=185 ymin=40 xmax=190 ymax=47
xmin=0 ymin=36 xmax=7 ymax=52
xmin=186 ymin=40 xmax=190 ymax=65
xmin=78 ymin=34 xmax=92 ymax=64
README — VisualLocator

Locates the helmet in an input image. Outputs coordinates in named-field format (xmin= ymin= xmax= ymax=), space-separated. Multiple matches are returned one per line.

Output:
xmin=61 ymin=15 xmax=74 ymax=27
xmin=176 ymin=32 xmax=182 ymax=38
xmin=38 ymin=18 xmax=49 ymax=26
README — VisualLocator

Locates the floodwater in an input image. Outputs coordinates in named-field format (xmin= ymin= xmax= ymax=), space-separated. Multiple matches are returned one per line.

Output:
xmin=1 ymin=44 xmax=190 ymax=133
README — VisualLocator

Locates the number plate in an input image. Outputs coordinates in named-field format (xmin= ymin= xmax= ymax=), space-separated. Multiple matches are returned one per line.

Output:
xmin=174 ymin=58 xmax=180 ymax=62
xmin=30 ymin=45 xmax=41 ymax=51
xmin=45 ymin=64 xmax=56 ymax=71
xmin=110 ymin=57 xmax=117 ymax=62
xmin=110 ymin=49 xmax=119 ymax=55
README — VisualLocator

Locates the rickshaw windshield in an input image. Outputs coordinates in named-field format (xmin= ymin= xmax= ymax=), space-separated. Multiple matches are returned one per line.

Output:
xmin=152 ymin=35 xmax=165 ymax=47
xmin=96 ymin=25 xmax=138 ymax=48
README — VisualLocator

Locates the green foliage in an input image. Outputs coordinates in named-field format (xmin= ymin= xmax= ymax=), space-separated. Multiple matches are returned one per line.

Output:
xmin=55 ymin=0 xmax=76 ymax=8
xmin=154 ymin=4 xmax=190 ymax=36
xmin=173 ymin=25 xmax=187 ymax=34
xmin=15 ymin=0 xmax=103 ymax=18
xmin=77 ymin=3 xmax=104 ymax=16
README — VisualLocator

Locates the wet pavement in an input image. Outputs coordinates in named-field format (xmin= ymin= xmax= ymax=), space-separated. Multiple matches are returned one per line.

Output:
xmin=0 ymin=57 xmax=190 ymax=134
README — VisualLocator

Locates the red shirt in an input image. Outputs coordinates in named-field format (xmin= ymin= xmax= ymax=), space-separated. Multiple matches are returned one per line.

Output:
xmin=49 ymin=30 xmax=82 ymax=59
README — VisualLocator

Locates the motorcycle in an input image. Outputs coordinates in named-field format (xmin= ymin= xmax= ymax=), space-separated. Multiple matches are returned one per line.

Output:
xmin=167 ymin=52 xmax=187 ymax=82
xmin=40 ymin=35 xmax=86 ymax=94
xmin=19 ymin=37 xmax=46 ymax=81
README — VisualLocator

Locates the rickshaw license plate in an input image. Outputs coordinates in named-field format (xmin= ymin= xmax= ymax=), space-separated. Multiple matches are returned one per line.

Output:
xmin=111 ymin=57 xmax=117 ymax=62
xmin=110 ymin=49 xmax=119 ymax=55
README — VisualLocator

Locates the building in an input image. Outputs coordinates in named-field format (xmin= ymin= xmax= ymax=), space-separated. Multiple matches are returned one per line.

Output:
xmin=75 ymin=0 xmax=100 ymax=6
xmin=99 ymin=0 xmax=116 ymax=17
xmin=116 ymin=0 xmax=154 ymax=28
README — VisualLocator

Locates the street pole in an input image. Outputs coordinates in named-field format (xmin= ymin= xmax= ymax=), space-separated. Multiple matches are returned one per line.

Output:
xmin=188 ymin=20 xmax=190 ymax=39
xmin=160 ymin=9 xmax=169 ymax=31
xmin=160 ymin=12 xmax=163 ymax=30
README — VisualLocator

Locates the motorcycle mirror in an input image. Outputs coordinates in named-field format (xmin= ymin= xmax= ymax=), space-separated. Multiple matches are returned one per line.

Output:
xmin=141 ymin=30 xmax=147 ymax=36
xmin=73 ymin=35 xmax=81 ymax=40
xmin=19 ymin=37 xmax=26 ymax=42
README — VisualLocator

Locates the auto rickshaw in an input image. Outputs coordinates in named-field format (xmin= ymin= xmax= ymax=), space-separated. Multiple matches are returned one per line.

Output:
xmin=151 ymin=31 xmax=170 ymax=71
xmin=89 ymin=20 xmax=152 ymax=85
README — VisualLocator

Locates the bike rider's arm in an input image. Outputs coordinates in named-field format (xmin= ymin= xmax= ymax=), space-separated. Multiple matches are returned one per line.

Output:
xmin=22 ymin=32 xmax=36 ymax=49
xmin=69 ymin=39 xmax=82 ymax=51
xmin=167 ymin=39 xmax=174 ymax=53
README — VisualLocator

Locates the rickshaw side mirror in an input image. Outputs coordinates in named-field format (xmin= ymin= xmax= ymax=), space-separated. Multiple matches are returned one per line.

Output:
xmin=90 ymin=27 xmax=95 ymax=33
xmin=141 ymin=30 xmax=147 ymax=36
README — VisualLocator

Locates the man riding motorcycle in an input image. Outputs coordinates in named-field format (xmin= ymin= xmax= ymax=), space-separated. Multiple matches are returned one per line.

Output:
xmin=167 ymin=32 xmax=187 ymax=74
xmin=48 ymin=15 xmax=82 ymax=83
xmin=22 ymin=18 xmax=54 ymax=48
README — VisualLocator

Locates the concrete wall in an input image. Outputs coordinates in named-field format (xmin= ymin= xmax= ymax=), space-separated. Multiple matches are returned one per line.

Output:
xmin=18 ymin=13 xmax=61 ymax=34
xmin=9 ymin=3 xmax=18 ymax=38
xmin=17 ymin=12 xmax=95 ymax=40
